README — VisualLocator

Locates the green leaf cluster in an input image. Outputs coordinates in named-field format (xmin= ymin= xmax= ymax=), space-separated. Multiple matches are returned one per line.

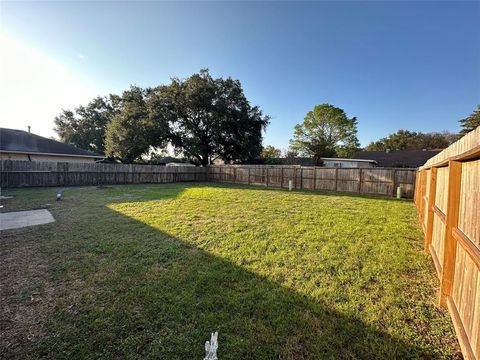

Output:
xmin=459 ymin=105 xmax=480 ymax=135
xmin=289 ymin=104 xmax=360 ymax=164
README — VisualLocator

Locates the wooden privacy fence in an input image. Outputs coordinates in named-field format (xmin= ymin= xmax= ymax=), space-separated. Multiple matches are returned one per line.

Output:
xmin=208 ymin=165 xmax=416 ymax=198
xmin=2 ymin=160 xmax=416 ymax=197
xmin=415 ymin=126 xmax=480 ymax=360
xmin=0 ymin=160 xmax=207 ymax=188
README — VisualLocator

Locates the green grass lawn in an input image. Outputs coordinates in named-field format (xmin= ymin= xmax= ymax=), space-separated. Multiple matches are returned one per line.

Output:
xmin=0 ymin=183 xmax=460 ymax=359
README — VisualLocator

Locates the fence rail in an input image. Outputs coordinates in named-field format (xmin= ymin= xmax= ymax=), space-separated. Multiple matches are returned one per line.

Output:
xmin=208 ymin=165 xmax=416 ymax=198
xmin=415 ymin=126 xmax=480 ymax=360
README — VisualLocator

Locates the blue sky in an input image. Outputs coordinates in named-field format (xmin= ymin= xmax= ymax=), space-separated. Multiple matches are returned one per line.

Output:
xmin=1 ymin=1 xmax=479 ymax=149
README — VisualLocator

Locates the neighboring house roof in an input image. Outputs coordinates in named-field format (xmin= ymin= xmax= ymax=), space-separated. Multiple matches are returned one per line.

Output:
xmin=352 ymin=150 xmax=442 ymax=168
xmin=256 ymin=157 xmax=315 ymax=166
xmin=166 ymin=162 xmax=196 ymax=167
xmin=250 ymin=157 xmax=378 ymax=166
xmin=0 ymin=128 xmax=104 ymax=158
xmin=320 ymin=157 xmax=377 ymax=164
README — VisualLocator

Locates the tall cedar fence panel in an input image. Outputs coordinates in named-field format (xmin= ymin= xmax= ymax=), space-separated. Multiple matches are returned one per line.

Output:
xmin=1 ymin=160 xmax=207 ymax=188
xmin=207 ymin=165 xmax=416 ymax=198
xmin=415 ymin=126 xmax=480 ymax=360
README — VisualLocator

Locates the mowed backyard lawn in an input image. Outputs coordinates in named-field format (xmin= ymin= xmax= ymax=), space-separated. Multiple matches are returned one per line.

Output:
xmin=0 ymin=183 xmax=460 ymax=359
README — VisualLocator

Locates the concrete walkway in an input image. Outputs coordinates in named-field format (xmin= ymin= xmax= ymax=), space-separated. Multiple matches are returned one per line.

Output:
xmin=0 ymin=209 xmax=55 ymax=231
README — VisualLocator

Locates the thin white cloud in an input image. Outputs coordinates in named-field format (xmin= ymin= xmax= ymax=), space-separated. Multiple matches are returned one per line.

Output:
xmin=0 ymin=34 xmax=97 ymax=138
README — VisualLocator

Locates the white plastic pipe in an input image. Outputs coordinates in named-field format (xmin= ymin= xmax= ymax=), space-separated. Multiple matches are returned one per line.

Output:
xmin=289 ymin=180 xmax=293 ymax=191
xmin=396 ymin=186 xmax=402 ymax=199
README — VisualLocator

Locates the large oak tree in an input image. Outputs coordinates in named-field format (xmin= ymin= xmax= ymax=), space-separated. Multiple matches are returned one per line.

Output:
xmin=55 ymin=70 xmax=269 ymax=164
xmin=159 ymin=70 xmax=269 ymax=165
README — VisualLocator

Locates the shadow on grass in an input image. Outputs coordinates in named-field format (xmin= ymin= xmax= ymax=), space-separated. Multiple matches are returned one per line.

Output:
xmin=25 ymin=197 xmax=429 ymax=360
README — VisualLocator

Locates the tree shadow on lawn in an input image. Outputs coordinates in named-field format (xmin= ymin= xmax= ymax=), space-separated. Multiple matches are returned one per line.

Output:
xmin=28 ymin=202 xmax=434 ymax=360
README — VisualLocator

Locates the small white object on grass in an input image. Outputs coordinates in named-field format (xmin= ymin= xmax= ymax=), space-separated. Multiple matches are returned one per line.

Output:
xmin=396 ymin=186 xmax=402 ymax=199
xmin=288 ymin=180 xmax=292 ymax=191
xmin=204 ymin=331 xmax=218 ymax=360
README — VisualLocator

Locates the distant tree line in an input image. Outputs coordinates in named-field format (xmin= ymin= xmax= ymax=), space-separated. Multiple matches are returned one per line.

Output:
xmin=364 ymin=130 xmax=460 ymax=152
xmin=54 ymin=70 xmax=269 ymax=165
xmin=259 ymin=104 xmax=479 ymax=164
xmin=363 ymin=105 xmax=479 ymax=152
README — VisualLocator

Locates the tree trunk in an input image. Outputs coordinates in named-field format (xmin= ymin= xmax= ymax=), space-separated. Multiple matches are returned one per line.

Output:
xmin=200 ymin=156 xmax=209 ymax=167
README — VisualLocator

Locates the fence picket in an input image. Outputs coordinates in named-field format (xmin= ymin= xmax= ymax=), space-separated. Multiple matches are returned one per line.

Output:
xmin=206 ymin=165 xmax=416 ymax=198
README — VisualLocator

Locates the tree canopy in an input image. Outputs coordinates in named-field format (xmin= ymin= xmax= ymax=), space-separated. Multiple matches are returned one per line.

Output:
xmin=54 ymin=96 xmax=120 ymax=154
xmin=261 ymin=145 xmax=282 ymax=158
xmin=365 ymin=130 xmax=458 ymax=151
xmin=289 ymin=104 xmax=359 ymax=164
xmin=105 ymin=87 xmax=170 ymax=163
xmin=160 ymin=70 xmax=269 ymax=166
xmin=459 ymin=105 xmax=480 ymax=135
xmin=54 ymin=70 xmax=269 ymax=164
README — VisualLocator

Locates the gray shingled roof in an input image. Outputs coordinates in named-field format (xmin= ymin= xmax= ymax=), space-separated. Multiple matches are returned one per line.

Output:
xmin=353 ymin=150 xmax=441 ymax=168
xmin=0 ymin=128 xmax=104 ymax=158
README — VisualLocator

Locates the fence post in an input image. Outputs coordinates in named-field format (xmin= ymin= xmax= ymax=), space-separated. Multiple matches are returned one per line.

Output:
xmin=300 ymin=167 xmax=303 ymax=189
xmin=358 ymin=168 xmax=362 ymax=193
xmin=248 ymin=168 xmax=251 ymax=185
xmin=335 ymin=168 xmax=338 ymax=192
xmin=424 ymin=167 xmax=438 ymax=253
xmin=392 ymin=169 xmax=397 ymax=197
xmin=281 ymin=167 xmax=284 ymax=188
xmin=418 ymin=170 xmax=427 ymax=226
xmin=234 ymin=167 xmax=237 ymax=183
xmin=414 ymin=171 xmax=419 ymax=205
xmin=439 ymin=161 xmax=462 ymax=307
xmin=416 ymin=171 xmax=421 ymax=205
xmin=313 ymin=167 xmax=316 ymax=190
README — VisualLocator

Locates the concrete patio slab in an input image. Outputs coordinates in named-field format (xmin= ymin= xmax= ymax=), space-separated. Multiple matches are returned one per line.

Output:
xmin=0 ymin=209 xmax=55 ymax=231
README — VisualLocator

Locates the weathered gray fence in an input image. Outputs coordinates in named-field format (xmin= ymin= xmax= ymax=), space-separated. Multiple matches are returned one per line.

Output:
xmin=1 ymin=160 xmax=207 ymax=188
xmin=208 ymin=165 xmax=416 ymax=198
xmin=1 ymin=161 xmax=416 ymax=198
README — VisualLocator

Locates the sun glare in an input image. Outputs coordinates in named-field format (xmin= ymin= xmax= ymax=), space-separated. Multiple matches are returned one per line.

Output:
xmin=0 ymin=34 xmax=96 ymax=137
